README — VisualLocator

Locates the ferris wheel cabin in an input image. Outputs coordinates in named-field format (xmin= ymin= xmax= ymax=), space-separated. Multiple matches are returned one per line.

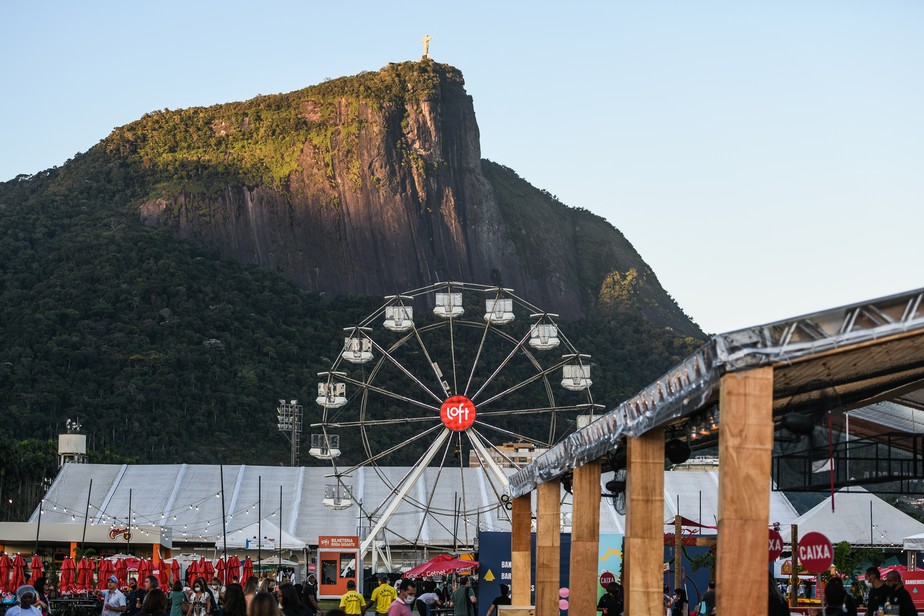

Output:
xmin=342 ymin=328 xmax=373 ymax=364
xmin=322 ymin=483 xmax=352 ymax=510
xmin=484 ymin=296 xmax=515 ymax=324
xmin=562 ymin=355 xmax=592 ymax=391
xmin=309 ymin=433 xmax=341 ymax=460
xmin=433 ymin=292 xmax=464 ymax=318
xmin=316 ymin=377 xmax=347 ymax=409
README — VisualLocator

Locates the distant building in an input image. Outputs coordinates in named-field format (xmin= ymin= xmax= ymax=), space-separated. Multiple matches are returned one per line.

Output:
xmin=671 ymin=456 xmax=719 ymax=471
xmin=468 ymin=441 xmax=548 ymax=468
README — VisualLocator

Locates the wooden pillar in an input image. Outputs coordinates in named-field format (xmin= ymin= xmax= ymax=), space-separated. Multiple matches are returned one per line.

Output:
xmin=569 ymin=462 xmax=602 ymax=615
xmin=625 ymin=427 xmax=665 ymax=616
xmin=716 ymin=367 xmax=774 ymax=616
xmin=789 ymin=523 xmax=799 ymax=607
xmin=152 ymin=543 xmax=161 ymax=565
xmin=511 ymin=494 xmax=532 ymax=606
xmin=536 ymin=479 xmax=561 ymax=616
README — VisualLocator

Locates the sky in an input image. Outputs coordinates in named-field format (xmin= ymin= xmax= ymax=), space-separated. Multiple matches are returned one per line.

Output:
xmin=1 ymin=1 xmax=921 ymax=334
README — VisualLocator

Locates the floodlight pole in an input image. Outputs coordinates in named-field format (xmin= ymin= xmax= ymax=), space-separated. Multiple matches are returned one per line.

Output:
xmin=277 ymin=400 xmax=303 ymax=467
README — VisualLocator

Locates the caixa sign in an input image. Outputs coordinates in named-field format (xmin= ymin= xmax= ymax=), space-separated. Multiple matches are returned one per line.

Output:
xmin=441 ymin=396 xmax=476 ymax=431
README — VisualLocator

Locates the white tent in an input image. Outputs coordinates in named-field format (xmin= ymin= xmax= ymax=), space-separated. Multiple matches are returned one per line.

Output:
xmin=903 ymin=532 xmax=924 ymax=551
xmin=779 ymin=487 xmax=924 ymax=547
xmin=216 ymin=520 xmax=306 ymax=551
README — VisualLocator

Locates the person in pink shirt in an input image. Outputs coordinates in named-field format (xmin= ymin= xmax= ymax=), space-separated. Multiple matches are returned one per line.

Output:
xmin=386 ymin=580 xmax=416 ymax=616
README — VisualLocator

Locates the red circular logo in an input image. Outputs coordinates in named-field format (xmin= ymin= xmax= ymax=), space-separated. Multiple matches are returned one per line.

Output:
xmin=440 ymin=396 xmax=476 ymax=431
xmin=599 ymin=571 xmax=616 ymax=589
xmin=797 ymin=532 xmax=833 ymax=573
xmin=768 ymin=529 xmax=784 ymax=562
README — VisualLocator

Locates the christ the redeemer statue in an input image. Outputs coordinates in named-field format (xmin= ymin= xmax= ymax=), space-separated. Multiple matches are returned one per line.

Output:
xmin=422 ymin=34 xmax=432 ymax=59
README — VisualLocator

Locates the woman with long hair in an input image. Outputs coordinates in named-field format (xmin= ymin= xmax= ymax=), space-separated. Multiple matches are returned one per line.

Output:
xmin=187 ymin=577 xmax=212 ymax=616
xmin=243 ymin=578 xmax=260 ymax=611
xmin=248 ymin=592 xmax=280 ymax=616
xmin=670 ymin=587 xmax=688 ymax=616
xmin=278 ymin=584 xmax=306 ymax=616
xmin=221 ymin=584 xmax=247 ymax=616
xmin=142 ymin=588 xmax=169 ymax=616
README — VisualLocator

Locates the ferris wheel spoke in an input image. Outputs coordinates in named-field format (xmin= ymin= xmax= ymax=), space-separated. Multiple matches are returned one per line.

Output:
xmin=476 ymin=403 xmax=600 ymax=418
xmin=337 ymin=373 xmax=440 ymax=413
xmin=312 ymin=415 xmax=442 ymax=429
xmin=335 ymin=423 xmax=446 ymax=477
xmin=412 ymin=431 xmax=455 ymax=547
xmin=469 ymin=330 xmax=532 ymax=402
xmin=462 ymin=315 xmax=493 ymax=398
xmin=411 ymin=326 xmax=452 ymax=398
xmin=468 ymin=429 xmax=513 ymax=522
xmin=449 ymin=316 xmax=459 ymax=396
xmin=365 ymin=336 xmax=445 ymax=404
xmin=456 ymin=431 xmax=470 ymax=546
xmin=475 ymin=356 xmax=572 ymax=409
xmin=465 ymin=429 xmax=510 ymax=492
xmin=472 ymin=419 xmax=549 ymax=447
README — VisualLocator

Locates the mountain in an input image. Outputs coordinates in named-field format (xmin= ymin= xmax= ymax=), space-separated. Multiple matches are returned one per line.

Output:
xmin=101 ymin=60 xmax=699 ymax=335
xmin=0 ymin=61 xmax=705 ymax=518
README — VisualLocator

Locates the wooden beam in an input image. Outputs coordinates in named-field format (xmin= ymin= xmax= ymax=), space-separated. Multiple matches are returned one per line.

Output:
xmin=625 ymin=427 xmax=665 ymax=616
xmin=569 ymin=462 xmax=602 ymax=615
xmin=536 ymin=479 xmax=561 ymax=616
xmin=511 ymin=494 xmax=532 ymax=606
xmin=716 ymin=367 xmax=774 ymax=616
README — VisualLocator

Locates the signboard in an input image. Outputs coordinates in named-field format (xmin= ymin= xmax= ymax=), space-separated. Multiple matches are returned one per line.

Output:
xmin=599 ymin=571 xmax=616 ymax=588
xmin=440 ymin=396 xmax=476 ymax=431
xmin=797 ymin=532 xmax=833 ymax=574
xmin=318 ymin=536 xmax=359 ymax=549
xmin=768 ymin=529 xmax=784 ymax=562
xmin=308 ymin=563 xmax=316 ymax=573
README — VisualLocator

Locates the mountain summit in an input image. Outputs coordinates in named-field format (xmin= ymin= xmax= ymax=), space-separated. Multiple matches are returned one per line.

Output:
xmin=95 ymin=60 xmax=698 ymax=334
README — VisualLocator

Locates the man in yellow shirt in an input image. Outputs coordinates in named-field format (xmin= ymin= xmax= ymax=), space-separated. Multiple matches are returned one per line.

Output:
xmin=369 ymin=577 xmax=397 ymax=614
xmin=339 ymin=580 xmax=366 ymax=615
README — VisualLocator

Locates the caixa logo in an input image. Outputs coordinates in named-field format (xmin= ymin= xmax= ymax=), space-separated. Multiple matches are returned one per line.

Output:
xmin=440 ymin=396 xmax=476 ymax=431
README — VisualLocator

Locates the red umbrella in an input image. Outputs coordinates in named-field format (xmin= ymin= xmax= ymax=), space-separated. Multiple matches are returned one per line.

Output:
xmin=170 ymin=560 xmax=180 ymax=585
xmin=30 ymin=555 xmax=43 ymax=582
xmin=60 ymin=557 xmax=76 ymax=592
xmin=138 ymin=559 xmax=151 ymax=584
xmin=405 ymin=554 xmax=479 ymax=578
xmin=187 ymin=559 xmax=201 ymax=583
xmin=75 ymin=558 xmax=87 ymax=591
xmin=98 ymin=559 xmax=112 ymax=590
xmin=156 ymin=561 xmax=169 ymax=588
xmin=0 ymin=552 xmax=10 ymax=592
xmin=116 ymin=558 xmax=128 ymax=586
xmin=10 ymin=554 xmax=26 ymax=591
xmin=201 ymin=558 xmax=214 ymax=580
xmin=226 ymin=556 xmax=240 ymax=583
xmin=214 ymin=559 xmax=225 ymax=585
xmin=241 ymin=557 xmax=253 ymax=582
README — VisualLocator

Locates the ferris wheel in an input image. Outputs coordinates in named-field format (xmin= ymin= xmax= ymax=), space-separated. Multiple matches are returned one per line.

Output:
xmin=310 ymin=281 xmax=598 ymax=557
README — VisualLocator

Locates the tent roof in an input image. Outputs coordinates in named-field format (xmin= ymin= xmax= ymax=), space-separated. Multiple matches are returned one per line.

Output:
xmin=779 ymin=487 xmax=924 ymax=547
xmin=32 ymin=465 xmax=797 ymax=547
xmin=217 ymin=520 xmax=306 ymax=550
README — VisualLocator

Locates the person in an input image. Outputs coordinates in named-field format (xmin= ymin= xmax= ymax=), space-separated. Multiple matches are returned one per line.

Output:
xmin=663 ymin=585 xmax=671 ymax=616
xmin=385 ymin=579 xmax=415 ymax=616
xmin=243 ymin=578 xmax=260 ymax=611
xmin=279 ymin=583 xmax=307 ymax=616
xmin=187 ymin=578 xmax=213 ymax=616
xmin=416 ymin=581 xmax=442 ymax=616
xmin=450 ymin=577 xmax=475 ymax=616
xmin=701 ymin=581 xmax=715 ymax=616
xmin=301 ymin=574 xmax=320 ymax=616
xmin=884 ymin=569 xmax=916 ymax=616
xmin=210 ymin=579 xmax=225 ymax=612
xmin=669 ymin=588 xmax=687 ymax=616
xmin=221 ymin=585 xmax=247 ymax=616
xmin=142 ymin=589 xmax=169 ymax=616
xmin=597 ymin=582 xmax=623 ymax=615
xmin=485 ymin=584 xmax=510 ymax=616
xmin=338 ymin=580 xmax=365 ymax=615
xmin=369 ymin=576 xmax=397 ymax=615
xmin=767 ymin=576 xmax=789 ymax=616
xmin=823 ymin=577 xmax=856 ymax=616
xmin=32 ymin=577 xmax=50 ymax=616
xmin=865 ymin=567 xmax=889 ymax=613
xmin=128 ymin=578 xmax=145 ymax=616
xmin=248 ymin=592 xmax=280 ymax=616
xmin=8 ymin=585 xmax=43 ymax=616
xmin=168 ymin=582 xmax=187 ymax=616
xmin=97 ymin=575 xmax=128 ymax=616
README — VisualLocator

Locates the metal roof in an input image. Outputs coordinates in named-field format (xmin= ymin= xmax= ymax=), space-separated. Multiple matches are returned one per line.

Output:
xmin=511 ymin=287 xmax=924 ymax=498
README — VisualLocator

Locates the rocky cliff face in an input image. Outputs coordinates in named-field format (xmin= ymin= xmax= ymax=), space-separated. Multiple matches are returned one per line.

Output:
xmin=125 ymin=61 xmax=698 ymax=334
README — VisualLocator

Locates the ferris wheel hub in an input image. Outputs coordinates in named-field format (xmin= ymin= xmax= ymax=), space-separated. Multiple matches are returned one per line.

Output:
xmin=440 ymin=395 xmax=477 ymax=431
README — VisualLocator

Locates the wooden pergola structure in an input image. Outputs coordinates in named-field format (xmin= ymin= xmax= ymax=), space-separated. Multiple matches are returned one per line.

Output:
xmin=508 ymin=287 xmax=924 ymax=615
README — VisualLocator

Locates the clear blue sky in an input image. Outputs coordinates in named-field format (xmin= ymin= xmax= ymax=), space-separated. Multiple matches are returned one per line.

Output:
xmin=2 ymin=1 xmax=921 ymax=334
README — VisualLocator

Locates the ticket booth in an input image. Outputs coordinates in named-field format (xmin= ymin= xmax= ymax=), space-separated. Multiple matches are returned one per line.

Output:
xmin=317 ymin=536 xmax=359 ymax=599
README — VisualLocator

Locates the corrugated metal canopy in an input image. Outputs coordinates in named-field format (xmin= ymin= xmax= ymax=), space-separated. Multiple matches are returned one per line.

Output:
xmin=511 ymin=287 xmax=924 ymax=498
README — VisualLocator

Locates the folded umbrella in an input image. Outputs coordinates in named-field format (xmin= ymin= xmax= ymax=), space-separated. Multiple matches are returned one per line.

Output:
xmin=241 ymin=557 xmax=253 ymax=582
xmin=214 ymin=559 xmax=225 ymax=585
xmin=116 ymin=558 xmax=128 ymax=586
xmin=30 ymin=555 xmax=43 ymax=582
xmin=60 ymin=556 xmax=76 ymax=592
xmin=10 ymin=554 xmax=26 ymax=591
xmin=170 ymin=559 xmax=180 ymax=585
xmin=0 ymin=552 xmax=11 ymax=592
